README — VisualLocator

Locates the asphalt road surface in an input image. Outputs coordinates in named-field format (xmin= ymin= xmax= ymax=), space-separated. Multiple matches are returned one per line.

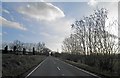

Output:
xmin=26 ymin=56 xmax=100 ymax=78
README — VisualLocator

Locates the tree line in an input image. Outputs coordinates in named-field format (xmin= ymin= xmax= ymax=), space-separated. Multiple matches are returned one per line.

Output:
xmin=2 ymin=40 xmax=50 ymax=56
xmin=61 ymin=8 xmax=119 ymax=76
xmin=62 ymin=8 xmax=119 ymax=55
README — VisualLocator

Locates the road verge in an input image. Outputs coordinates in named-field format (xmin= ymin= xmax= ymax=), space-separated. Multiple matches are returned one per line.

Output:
xmin=2 ymin=54 xmax=47 ymax=77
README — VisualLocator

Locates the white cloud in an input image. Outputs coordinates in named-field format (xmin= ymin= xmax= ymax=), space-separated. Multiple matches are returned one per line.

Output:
xmin=0 ymin=16 xmax=27 ymax=31
xmin=16 ymin=2 xmax=72 ymax=52
xmin=17 ymin=2 xmax=65 ymax=21
xmin=43 ymin=34 xmax=64 ymax=52
xmin=88 ymin=0 xmax=98 ymax=7
xmin=40 ymin=32 xmax=51 ymax=37
xmin=38 ymin=18 xmax=73 ymax=52
xmin=105 ymin=2 xmax=118 ymax=36
xmin=3 ymin=9 xmax=10 ymax=14
xmin=44 ymin=18 xmax=73 ymax=36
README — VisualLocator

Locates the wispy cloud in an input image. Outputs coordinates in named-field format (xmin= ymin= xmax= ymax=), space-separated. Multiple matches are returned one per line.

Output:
xmin=40 ymin=32 xmax=51 ymax=37
xmin=39 ymin=18 xmax=73 ymax=51
xmin=0 ymin=16 xmax=27 ymax=31
xmin=3 ymin=9 xmax=10 ymax=14
xmin=88 ymin=0 xmax=98 ymax=7
xmin=17 ymin=2 xmax=65 ymax=21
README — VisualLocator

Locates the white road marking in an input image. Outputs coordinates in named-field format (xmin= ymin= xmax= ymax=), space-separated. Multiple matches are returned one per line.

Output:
xmin=57 ymin=67 xmax=60 ymax=70
xmin=62 ymin=74 xmax=64 ymax=76
xmin=56 ymin=58 xmax=101 ymax=78
xmin=25 ymin=57 xmax=48 ymax=78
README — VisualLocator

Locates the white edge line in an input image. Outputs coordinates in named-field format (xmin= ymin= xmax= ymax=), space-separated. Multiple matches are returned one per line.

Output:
xmin=57 ymin=67 xmax=60 ymax=70
xmin=25 ymin=57 xmax=48 ymax=78
xmin=57 ymin=58 xmax=101 ymax=78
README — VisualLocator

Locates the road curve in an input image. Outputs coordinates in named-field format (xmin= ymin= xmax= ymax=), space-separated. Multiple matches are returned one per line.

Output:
xmin=26 ymin=56 xmax=100 ymax=78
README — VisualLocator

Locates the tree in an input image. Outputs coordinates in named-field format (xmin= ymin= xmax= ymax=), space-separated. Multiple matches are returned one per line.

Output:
xmin=2 ymin=42 xmax=8 ymax=50
xmin=33 ymin=47 xmax=35 ymax=55
xmin=13 ymin=46 xmax=17 ymax=52
xmin=23 ymin=48 xmax=26 ymax=55
xmin=13 ymin=40 xmax=23 ymax=52
xmin=4 ymin=45 xmax=8 ymax=53
xmin=9 ymin=42 xmax=14 ymax=51
xmin=62 ymin=8 xmax=119 ymax=72
xmin=36 ymin=42 xmax=45 ymax=53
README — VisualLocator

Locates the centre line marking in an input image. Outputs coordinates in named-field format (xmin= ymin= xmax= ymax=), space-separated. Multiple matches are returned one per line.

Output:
xmin=62 ymin=74 xmax=64 ymax=76
xmin=57 ymin=67 xmax=60 ymax=70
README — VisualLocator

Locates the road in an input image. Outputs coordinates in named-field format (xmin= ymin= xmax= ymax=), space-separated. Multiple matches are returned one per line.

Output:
xmin=26 ymin=56 xmax=99 ymax=78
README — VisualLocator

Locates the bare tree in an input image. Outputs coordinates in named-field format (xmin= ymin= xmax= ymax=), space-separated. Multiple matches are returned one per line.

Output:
xmin=13 ymin=40 xmax=23 ymax=52
xmin=62 ymin=8 xmax=119 ymax=72
xmin=36 ymin=42 xmax=45 ymax=53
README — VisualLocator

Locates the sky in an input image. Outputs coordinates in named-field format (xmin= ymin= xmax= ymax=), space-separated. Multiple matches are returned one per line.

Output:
xmin=0 ymin=0 xmax=119 ymax=52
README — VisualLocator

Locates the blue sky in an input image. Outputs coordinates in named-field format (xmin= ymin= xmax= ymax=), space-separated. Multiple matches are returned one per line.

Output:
xmin=1 ymin=0 xmax=118 ymax=52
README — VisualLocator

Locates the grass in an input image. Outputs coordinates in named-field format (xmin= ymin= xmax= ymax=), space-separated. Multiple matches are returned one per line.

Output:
xmin=62 ymin=59 xmax=119 ymax=78
xmin=2 ymin=54 xmax=47 ymax=77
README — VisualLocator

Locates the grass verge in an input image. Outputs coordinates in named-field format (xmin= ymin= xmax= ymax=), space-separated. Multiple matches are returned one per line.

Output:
xmin=2 ymin=54 xmax=47 ymax=77
xmin=62 ymin=59 xmax=119 ymax=78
